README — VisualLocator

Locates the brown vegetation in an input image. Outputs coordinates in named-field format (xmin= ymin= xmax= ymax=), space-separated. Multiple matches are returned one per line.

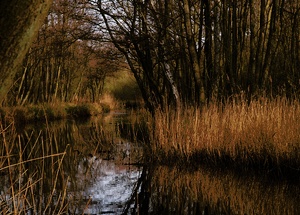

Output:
xmin=0 ymin=123 xmax=68 ymax=214
xmin=0 ymin=103 xmax=106 ymax=125
xmin=147 ymin=96 xmax=300 ymax=171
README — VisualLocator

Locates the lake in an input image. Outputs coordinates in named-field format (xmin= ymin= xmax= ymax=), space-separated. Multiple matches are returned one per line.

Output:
xmin=1 ymin=112 xmax=299 ymax=214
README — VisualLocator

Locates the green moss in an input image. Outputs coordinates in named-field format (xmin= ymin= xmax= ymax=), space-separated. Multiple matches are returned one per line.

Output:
xmin=0 ymin=108 xmax=6 ymax=119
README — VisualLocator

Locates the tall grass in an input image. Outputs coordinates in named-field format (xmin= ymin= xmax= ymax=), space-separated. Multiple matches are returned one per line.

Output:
xmin=149 ymin=96 xmax=300 ymax=169
xmin=0 ymin=123 xmax=69 ymax=214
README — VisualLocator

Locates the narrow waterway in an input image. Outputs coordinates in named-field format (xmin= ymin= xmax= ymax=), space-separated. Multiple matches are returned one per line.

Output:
xmin=0 ymin=112 xmax=299 ymax=214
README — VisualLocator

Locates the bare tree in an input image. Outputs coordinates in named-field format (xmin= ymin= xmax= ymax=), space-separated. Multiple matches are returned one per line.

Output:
xmin=6 ymin=0 xmax=300 ymax=107
xmin=9 ymin=0 xmax=119 ymax=105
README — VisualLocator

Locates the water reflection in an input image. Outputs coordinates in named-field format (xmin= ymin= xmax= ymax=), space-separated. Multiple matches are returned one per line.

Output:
xmin=148 ymin=166 xmax=300 ymax=215
xmin=1 ymin=113 xmax=300 ymax=214
xmin=67 ymin=157 xmax=142 ymax=214
xmin=0 ymin=113 xmax=144 ymax=214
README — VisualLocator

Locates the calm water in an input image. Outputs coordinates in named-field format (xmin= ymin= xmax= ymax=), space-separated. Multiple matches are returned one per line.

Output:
xmin=1 ymin=112 xmax=299 ymax=214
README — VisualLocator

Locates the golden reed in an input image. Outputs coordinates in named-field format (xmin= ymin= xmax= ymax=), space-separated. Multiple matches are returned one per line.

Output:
xmin=148 ymin=96 xmax=300 ymax=169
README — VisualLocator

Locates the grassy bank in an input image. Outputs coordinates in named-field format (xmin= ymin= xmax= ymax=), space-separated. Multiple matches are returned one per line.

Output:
xmin=147 ymin=96 xmax=300 ymax=172
xmin=0 ymin=102 xmax=109 ymax=125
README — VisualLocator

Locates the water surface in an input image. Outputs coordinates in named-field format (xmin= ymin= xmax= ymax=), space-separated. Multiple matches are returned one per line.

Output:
xmin=1 ymin=112 xmax=299 ymax=214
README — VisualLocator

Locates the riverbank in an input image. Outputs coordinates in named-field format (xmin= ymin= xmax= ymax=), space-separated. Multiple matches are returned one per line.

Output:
xmin=145 ymin=96 xmax=300 ymax=175
xmin=2 ymin=95 xmax=300 ymax=175
xmin=0 ymin=102 xmax=110 ymax=125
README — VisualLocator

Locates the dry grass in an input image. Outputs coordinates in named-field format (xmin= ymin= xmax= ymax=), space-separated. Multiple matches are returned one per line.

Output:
xmin=0 ymin=102 xmax=106 ymax=125
xmin=100 ymin=93 xmax=121 ymax=111
xmin=148 ymin=96 xmax=300 ymax=169
xmin=0 ymin=122 xmax=69 ymax=214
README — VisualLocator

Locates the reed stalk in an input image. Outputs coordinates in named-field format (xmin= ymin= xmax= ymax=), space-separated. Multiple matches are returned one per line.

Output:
xmin=0 ymin=122 xmax=69 ymax=214
xmin=148 ymin=96 xmax=300 ymax=169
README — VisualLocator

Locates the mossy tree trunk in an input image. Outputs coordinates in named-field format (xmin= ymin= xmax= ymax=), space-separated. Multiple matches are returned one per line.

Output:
xmin=0 ymin=0 xmax=53 ymax=104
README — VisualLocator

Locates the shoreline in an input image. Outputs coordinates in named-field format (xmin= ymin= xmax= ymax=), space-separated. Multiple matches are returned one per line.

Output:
xmin=0 ymin=102 xmax=109 ymax=125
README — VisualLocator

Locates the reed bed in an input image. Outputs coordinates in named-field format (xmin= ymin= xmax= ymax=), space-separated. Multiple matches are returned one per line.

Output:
xmin=149 ymin=96 xmax=300 ymax=170
xmin=0 ymin=122 xmax=70 ymax=214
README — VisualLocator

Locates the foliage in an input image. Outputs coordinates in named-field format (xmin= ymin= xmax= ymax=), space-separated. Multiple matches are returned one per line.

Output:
xmin=104 ymin=69 xmax=142 ymax=102
xmin=2 ymin=0 xmax=300 ymax=112
xmin=0 ymin=103 xmax=107 ymax=126
xmin=0 ymin=0 xmax=53 ymax=102
xmin=13 ymin=105 xmax=66 ymax=123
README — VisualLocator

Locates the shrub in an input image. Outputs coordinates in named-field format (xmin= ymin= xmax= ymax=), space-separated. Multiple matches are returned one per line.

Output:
xmin=65 ymin=104 xmax=91 ymax=117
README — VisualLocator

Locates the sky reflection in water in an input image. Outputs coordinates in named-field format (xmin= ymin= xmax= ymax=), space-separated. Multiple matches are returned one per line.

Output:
xmin=1 ymin=113 xmax=299 ymax=214
xmin=68 ymin=156 xmax=142 ymax=214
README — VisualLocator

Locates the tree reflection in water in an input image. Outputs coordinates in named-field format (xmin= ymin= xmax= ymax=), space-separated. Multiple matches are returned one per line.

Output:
xmin=1 ymin=113 xmax=300 ymax=214
xmin=0 ymin=113 xmax=145 ymax=214
xmin=67 ymin=156 xmax=143 ymax=214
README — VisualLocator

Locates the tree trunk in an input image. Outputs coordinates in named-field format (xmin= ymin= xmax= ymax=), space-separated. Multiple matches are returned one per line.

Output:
xmin=203 ymin=0 xmax=214 ymax=101
xmin=247 ymin=0 xmax=256 ymax=96
xmin=0 ymin=0 xmax=53 ymax=103
xmin=182 ymin=0 xmax=205 ymax=104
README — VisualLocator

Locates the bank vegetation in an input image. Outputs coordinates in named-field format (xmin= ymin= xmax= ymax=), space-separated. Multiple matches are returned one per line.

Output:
xmin=1 ymin=0 xmax=300 ymax=186
xmin=144 ymin=96 xmax=300 ymax=173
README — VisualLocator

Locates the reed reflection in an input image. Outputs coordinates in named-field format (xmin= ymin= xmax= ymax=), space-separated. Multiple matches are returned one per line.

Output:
xmin=149 ymin=166 xmax=300 ymax=214
xmin=2 ymin=113 xmax=299 ymax=214
xmin=0 ymin=114 xmax=144 ymax=214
